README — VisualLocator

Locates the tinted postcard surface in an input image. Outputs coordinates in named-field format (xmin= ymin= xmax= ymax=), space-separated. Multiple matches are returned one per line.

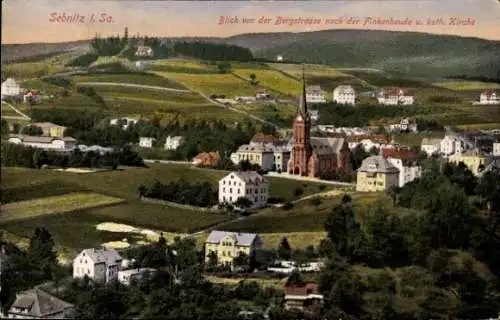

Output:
xmin=1 ymin=1 xmax=500 ymax=319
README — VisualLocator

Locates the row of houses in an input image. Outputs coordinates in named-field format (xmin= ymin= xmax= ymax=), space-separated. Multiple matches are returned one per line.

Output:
xmin=1 ymin=78 xmax=47 ymax=103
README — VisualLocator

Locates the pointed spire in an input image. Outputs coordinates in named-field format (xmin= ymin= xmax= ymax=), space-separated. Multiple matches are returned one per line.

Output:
xmin=298 ymin=64 xmax=308 ymax=116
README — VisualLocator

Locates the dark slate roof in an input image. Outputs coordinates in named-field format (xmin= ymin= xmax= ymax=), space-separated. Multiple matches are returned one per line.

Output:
xmin=358 ymin=156 xmax=400 ymax=173
xmin=10 ymin=288 xmax=73 ymax=317
xmin=206 ymin=230 xmax=259 ymax=247
xmin=311 ymin=137 xmax=346 ymax=155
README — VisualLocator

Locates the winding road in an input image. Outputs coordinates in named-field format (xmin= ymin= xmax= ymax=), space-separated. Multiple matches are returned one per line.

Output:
xmin=77 ymin=81 xmax=281 ymax=129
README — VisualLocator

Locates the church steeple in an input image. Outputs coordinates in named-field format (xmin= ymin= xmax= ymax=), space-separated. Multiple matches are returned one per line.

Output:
xmin=298 ymin=65 xmax=308 ymax=117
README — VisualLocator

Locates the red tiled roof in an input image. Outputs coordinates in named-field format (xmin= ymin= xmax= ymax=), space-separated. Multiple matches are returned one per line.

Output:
xmin=381 ymin=87 xmax=413 ymax=97
xmin=382 ymin=148 xmax=418 ymax=160
xmin=285 ymin=283 xmax=318 ymax=296
xmin=482 ymin=89 xmax=496 ymax=96
xmin=347 ymin=134 xmax=392 ymax=144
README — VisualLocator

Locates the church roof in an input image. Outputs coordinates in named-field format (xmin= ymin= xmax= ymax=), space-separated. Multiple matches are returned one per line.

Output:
xmin=298 ymin=66 xmax=309 ymax=119
xmin=311 ymin=137 xmax=346 ymax=155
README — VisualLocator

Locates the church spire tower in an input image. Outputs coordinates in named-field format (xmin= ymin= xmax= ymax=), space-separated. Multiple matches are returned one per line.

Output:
xmin=298 ymin=64 xmax=309 ymax=118
xmin=288 ymin=64 xmax=312 ymax=176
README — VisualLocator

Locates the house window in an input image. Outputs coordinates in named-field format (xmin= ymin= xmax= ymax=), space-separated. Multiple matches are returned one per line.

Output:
xmin=223 ymin=188 xmax=226 ymax=192
xmin=230 ymin=188 xmax=233 ymax=193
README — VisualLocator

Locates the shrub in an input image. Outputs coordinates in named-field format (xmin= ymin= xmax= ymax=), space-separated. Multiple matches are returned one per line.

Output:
xmin=66 ymin=53 xmax=99 ymax=67
xmin=282 ymin=202 xmax=294 ymax=210
xmin=310 ymin=197 xmax=322 ymax=206
xmin=294 ymin=187 xmax=304 ymax=197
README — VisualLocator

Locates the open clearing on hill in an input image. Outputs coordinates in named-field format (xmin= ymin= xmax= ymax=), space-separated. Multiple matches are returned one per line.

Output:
xmin=0 ymin=192 xmax=124 ymax=222
xmin=432 ymin=81 xmax=500 ymax=91
xmin=72 ymin=73 xmax=187 ymax=89
xmin=153 ymin=72 xmax=258 ymax=96
xmin=233 ymin=68 xmax=300 ymax=96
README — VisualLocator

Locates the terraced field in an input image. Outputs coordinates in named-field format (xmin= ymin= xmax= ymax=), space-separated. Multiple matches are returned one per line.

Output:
xmin=233 ymin=68 xmax=300 ymax=96
xmin=0 ymin=192 xmax=125 ymax=222
xmin=432 ymin=80 xmax=500 ymax=91
xmin=0 ymin=164 xmax=337 ymax=256
xmin=153 ymin=72 xmax=257 ymax=96
xmin=72 ymin=73 xmax=187 ymax=89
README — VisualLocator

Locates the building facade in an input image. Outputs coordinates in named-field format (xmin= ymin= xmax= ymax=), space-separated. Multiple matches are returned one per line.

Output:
xmin=135 ymin=46 xmax=153 ymax=57
xmin=448 ymin=150 xmax=489 ymax=176
xmin=73 ymin=248 xmax=123 ymax=284
xmin=164 ymin=136 xmax=184 ymax=150
xmin=287 ymin=72 xmax=352 ymax=178
xmin=118 ymin=268 xmax=157 ymax=285
xmin=388 ymin=118 xmax=418 ymax=133
xmin=1 ymin=78 xmax=21 ymax=98
xmin=377 ymin=88 xmax=414 ymax=105
xmin=305 ymin=85 xmax=326 ymax=104
xmin=284 ymin=282 xmax=324 ymax=313
xmin=347 ymin=135 xmax=393 ymax=152
xmin=110 ymin=117 xmax=138 ymax=130
xmin=230 ymin=145 xmax=275 ymax=171
xmin=333 ymin=85 xmax=356 ymax=105
xmin=204 ymin=230 xmax=263 ymax=268
xmin=440 ymin=135 xmax=467 ymax=156
xmin=7 ymin=288 xmax=74 ymax=319
xmin=493 ymin=142 xmax=500 ymax=156
xmin=480 ymin=89 xmax=499 ymax=105
xmin=8 ymin=134 xmax=77 ymax=151
xmin=139 ymin=137 xmax=155 ymax=148
xmin=356 ymin=155 xmax=400 ymax=192
xmin=382 ymin=148 xmax=421 ymax=187
xmin=28 ymin=122 xmax=67 ymax=137
xmin=421 ymin=138 xmax=442 ymax=156
xmin=218 ymin=171 xmax=269 ymax=209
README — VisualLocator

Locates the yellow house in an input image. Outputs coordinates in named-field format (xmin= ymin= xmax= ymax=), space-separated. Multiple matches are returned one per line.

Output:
xmin=448 ymin=150 xmax=489 ymax=176
xmin=204 ymin=230 xmax=263 ymax=268
xmin=29 ymin=122 xmax=67 ymax=137
xmin=356 ymin=155 xmax=400 ymax=192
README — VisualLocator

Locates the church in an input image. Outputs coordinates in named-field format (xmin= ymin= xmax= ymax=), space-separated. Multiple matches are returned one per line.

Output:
xmin=287 ymin=71 xmax=352 ymax=178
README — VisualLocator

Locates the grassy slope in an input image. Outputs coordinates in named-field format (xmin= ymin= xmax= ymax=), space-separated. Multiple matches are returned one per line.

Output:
xmin=0 ymin=164 xmax=337 ymax=252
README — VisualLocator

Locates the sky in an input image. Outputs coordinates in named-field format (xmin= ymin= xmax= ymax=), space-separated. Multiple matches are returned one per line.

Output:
xmin=2 ymin=0 xmax=500 ymax=44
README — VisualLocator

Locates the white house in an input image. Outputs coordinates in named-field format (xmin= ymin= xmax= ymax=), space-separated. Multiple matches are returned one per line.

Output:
xmin=1 ymin=78 xmax=21 ymax=98
xmin=23 ymin=90 xmax=42 ymax=104
xmin=421 ymin=138 xmax=442 ymax=156
xmin=493 ymin=142 xmax=500 ymax=156
xmin=315 ymin=125 xmax=371 ymax=136
xmin=164 ymin=136 xmax=184 ymax=150
xmin=377 ymin=88 xmax=414 ymax=105
xmin=135 ymin=60 xmax=152 ymax=71
xmin=139 ymin=137 xmax=155 ymax=148
xmin=218 ymin=171 xmax=269 ymax=209
xmin=73 ymin=248 xmax=123 ymax=284
xmin=309 ymin=110 xmax=319 ymax=122
xmin=347 ymin=135 xmax=393 ymax=152
xmin=306 ymin=85 xmax=326 ymax=104
xmin=7 ymin=134 xmax=77 ymax=151
xmin=388 ymin=118 xmax=418 ymax=133
xmin=230 ymin=144 xmax=276 ymax=171
xmin=382 ymin=149 xmax=421 ymax=187
xmin=276 ymin=55 xmax=284 ymax=62
xmin=118 ymin=268 xmax=157 ymax=285
xmin=135 ymin=46 xmax=153 ymax=57
xmin=440 ymin=135 xmax=467 ymax=156
xmin=333 ymin=85 xmax=356 ymax=105
xmin=7 ymin=288 xmax=74 ymax=319
xmin=255 ymin=89 xmax=270 ymax=100
xmin=110 ymin=117 xmax=138 ymax=130
xmin=479 ymin=89 xmax=499 ymax=105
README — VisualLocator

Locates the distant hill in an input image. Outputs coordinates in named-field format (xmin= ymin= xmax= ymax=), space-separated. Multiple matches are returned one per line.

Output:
xmin=3 ymin=29 xmax=499 ymax=79
xmin=1 ymin=40 xmax=90 ymax=63
xmin=223 ymin=30 xmax=500 ymax=79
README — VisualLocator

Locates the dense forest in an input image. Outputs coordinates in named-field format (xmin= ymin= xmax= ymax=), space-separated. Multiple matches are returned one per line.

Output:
xmin=138 ymin=178 xmax=218 ymax=207
xmin=66 ymin=28 xmax=254 ymax=65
